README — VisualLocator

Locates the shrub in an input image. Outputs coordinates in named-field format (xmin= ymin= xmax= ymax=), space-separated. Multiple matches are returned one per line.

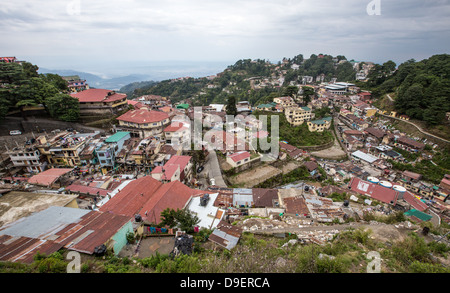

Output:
xmin=409 ymin=261 xmax=450 ymax=273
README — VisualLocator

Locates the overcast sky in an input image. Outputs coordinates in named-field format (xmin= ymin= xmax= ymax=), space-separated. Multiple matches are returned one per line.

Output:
xmin=1 ymin=0 xmax=449 ymax=76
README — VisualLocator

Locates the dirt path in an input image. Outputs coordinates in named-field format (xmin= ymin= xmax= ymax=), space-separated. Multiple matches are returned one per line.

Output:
xmin=380 ymin=110 xmax=449 ymax=143
xmin=310 ymin=135 xmax=346 ymax=160
xmin=229 ymin=164 xmax=281 ymax=187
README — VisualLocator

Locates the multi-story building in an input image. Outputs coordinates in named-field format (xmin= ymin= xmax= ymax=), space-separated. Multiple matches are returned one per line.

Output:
xmin=62 ymin=75 xmax=89 ymax=93
xmin=136 ymin=95 xmax=170 ymax=110
xmin=5 ymin=139 xmax=48 ymax=173
xmin=116 ymin=108 xmax=170 ymax=138
xmin=307 ymin=117 xmax=332 ymax=132
xmin=284 ymin=106 xmax=313 ymax=126
xmin=36 ymin=131 xmax=101 ymax=167
xmin=273 ymin=96 xmax=296 ymax=109
xmin=163 ymin=123 xmax=190 ymax=149
xmin=95 ymin=132 xmax=131 ymax=169
xmin=70 ymin=89 xmax=128 ymax=116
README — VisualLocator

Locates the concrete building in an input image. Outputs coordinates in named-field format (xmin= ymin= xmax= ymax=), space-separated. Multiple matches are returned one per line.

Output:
xmin=116 ymin=108 xmax=170 ymax=138
xmin=226 ymin=151 xmax=251 ymax=168
xmin=36 ymin=130 xmax=101 ymax=167
xmin=70 ymin=89 xmax=128 ymax=116
xmin=95 ymin=132 xmax=131 ymax=169
xmin=62 ymin=75 xmax=89 ymax=93
xmin=5 ymin=139 xmax=48 ymax=174
xmin=285 ymin=106 xmax=313 ymax=126
xmin=307 ymin=117 xmax=332 ymax=132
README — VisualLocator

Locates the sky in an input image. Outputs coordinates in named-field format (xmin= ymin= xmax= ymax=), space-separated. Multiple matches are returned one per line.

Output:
xmin=1 ymin=0 xmax=449 ymax=78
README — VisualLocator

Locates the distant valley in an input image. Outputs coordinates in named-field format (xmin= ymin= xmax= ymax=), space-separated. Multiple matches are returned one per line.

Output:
xmin=38 ymin=61 xmax=230 ymax=92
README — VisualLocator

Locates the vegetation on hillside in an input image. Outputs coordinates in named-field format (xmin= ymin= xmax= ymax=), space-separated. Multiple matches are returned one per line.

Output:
xmin=361 ymin=54 xmax=450 ymax=126
xmin=1 ymin=228 xmax=448 ymax=273
xmin=126 ymin=54 xmax=360 ymax=107
xmin=254 ymin=110 xmax=334 ymax=148
xmin=0 ymin=62 xmax=79 ymax=122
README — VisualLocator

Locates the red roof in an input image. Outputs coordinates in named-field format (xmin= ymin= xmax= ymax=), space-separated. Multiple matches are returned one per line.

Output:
xmin=65 ymin=184 xmax=109 ymax=197
xmin=70 ymin=89 xmax=126 ymax=103
xmin=139 ymin=180 xmax=204 ymax=223
xmin=99 ymin=176 xmax=163 ymax=217
xmin=53 ymin=211 xmax=131 ymax=254
xmin=99 ymin=176 xmax=206 ymax=224
xmin=228 ymin=151 xmax=250 ymax=162
xmin=164 ymin=122 xmax=187 ymax=132
xmin=28 ymin=168 xmax=73 ymax=186
xmin=151 ymin=164 xmax=179 ymax=180
xmin=117 ymin=108 xmax=169 ymax=124
xmin=349 ymin=177 xmax=399 ymax=205
xmin=0 ymin=235 xmax=63 ymax=264
xmin=165 ymin=155 xmax=191 ymax=170
xmin=403 ymin=191 xmax=428 ymax=211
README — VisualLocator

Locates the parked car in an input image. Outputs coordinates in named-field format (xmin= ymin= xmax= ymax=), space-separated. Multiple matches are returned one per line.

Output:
xmin=9 ymin=130 xmax=22 ymax=136
xmin=197 ymin=166 xmax=204 ymax=173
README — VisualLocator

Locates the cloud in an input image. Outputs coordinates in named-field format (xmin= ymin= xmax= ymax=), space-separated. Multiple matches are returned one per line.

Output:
xmin=0 ymin=0 xmax=449 ymax=71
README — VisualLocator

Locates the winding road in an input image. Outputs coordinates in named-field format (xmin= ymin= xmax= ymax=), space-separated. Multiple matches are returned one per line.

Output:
xmin=381 ymin=96 xmax=449 ymax=143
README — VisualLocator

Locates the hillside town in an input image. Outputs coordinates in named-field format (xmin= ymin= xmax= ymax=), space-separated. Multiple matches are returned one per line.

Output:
xmin=0 ymin=55 xmax=449 ymax=274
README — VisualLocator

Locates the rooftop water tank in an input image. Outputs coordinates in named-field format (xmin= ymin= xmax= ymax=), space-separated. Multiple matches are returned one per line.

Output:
xmin=393 ymin=185 xmax=407 ymax=199
xmin=367 ymin=177 xmax=379 ymax=184
xmin=379 ymin=181 xmax=392 ymax=189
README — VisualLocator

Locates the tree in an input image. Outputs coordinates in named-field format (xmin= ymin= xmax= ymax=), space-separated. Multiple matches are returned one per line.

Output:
xmin=41 ymin=73 xmax=69 ymax=92
xmin=283 ymin=86 xmax=299 ymax=101
xmin=175 ymin=209 xmax=200 ymax=234
xmin=226 ymin=95 xmax=237 ymax=116
xmin=160 ymin=208 xmax=200 ymax=233
xmin=160 ymin=208 xmax=179 ymax=228
xmin=301 ymin=86 xmax=314 ymax=106
xmin=45 ymin=93 xmax=80 ymax=122
xmin=15 ymin=99 xmax=37 ymax=120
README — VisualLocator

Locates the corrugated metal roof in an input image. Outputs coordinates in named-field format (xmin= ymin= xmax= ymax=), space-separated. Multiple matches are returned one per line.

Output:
xmin=0 ymin=235 xmax=63 ymax=264
xmin=0 ymin=206 xmax=90 ymax=239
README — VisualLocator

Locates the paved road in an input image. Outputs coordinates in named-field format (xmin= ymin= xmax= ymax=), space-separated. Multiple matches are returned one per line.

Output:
xmin=203 ymin=148 xmax=227 ymax=188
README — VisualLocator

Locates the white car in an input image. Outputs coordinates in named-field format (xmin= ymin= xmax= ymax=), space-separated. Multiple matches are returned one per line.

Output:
xmin=9 ymin=130 xmax=22 ymax=136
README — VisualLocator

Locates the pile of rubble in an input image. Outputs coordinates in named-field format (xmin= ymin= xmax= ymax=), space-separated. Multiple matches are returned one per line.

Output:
xmin=295 ymin=229 xmax=341 ymax=245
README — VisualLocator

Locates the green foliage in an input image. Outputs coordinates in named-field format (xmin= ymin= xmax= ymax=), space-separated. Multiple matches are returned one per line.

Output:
xmin=365 ymin=54 xmax=450 ymax=126
xmin=155 ymin=254 xmax=202 ymax=273
xmin=388 ymin=159 xmax=448 ymax=184
xmin=0 ymin=61 xmax=74 ymax=121
xmin=31 ymin=251 xmax=67 ymax=273
xmin=138 ymin=252 xmax=170 ymax=269
xmin=301 ymin=86 xmax=314 ymax=105
xmin=159 ymin=208 xmax=200 ymax=233
xmin=254 ymin=165 xmax=310 ymax=188
xmin=45 ymin=93 xmax=80 ymax=122
xmin=126 ymin=232 xmax=136 ymax=244
xmin=254 ymin=110 xmax=334 ymax=148
xmin=409 ymin=261 xmax=450 ymax=273
xmin=225 ymin=95 xmax=237 ymax=116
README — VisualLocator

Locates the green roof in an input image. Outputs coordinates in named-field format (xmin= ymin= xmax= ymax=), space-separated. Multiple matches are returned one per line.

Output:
xmin=301 ymin=106 xmax=311 ymax=111
xmin=322 ymin=116 xmax=332 ymax=121
xmin=309 ymin=118 xmax=329 ymax=125
xmin=176 ymin=104 xmax=190 ymax=109
xmin=105 ymin=131 xmax=130 ymax=143
xmin=258 ymin=104 xmax=274 ymax=108
xmin=404 ymin=209 xmax=432 ymax=221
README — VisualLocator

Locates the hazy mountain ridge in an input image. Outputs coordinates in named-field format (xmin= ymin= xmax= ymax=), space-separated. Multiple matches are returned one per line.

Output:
xmin=38 ymin=68 xmax=152 ymax=91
